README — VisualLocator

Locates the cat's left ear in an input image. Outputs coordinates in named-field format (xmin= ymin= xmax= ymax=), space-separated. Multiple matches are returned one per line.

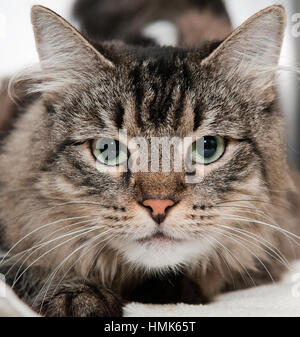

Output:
xmin=30 ymin=6 xmax=113 ymax=93
xmin=201 ymin=5 xmax=286 ymax=102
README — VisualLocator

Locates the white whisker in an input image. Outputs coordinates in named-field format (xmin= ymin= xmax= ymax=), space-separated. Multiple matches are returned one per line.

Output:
xmin=11 ymin=225 xmax=102 ymax=288
xmin=7 ymin=219 xmax=99 ymax=279
xmin=213 ymin=228 xmax=275 ymax=283
xmin=0 ymin=216 xmax=90 ymax=265
xmin=222 ymin=215 xmax=300 ymax=243
xmin=198 ymin=229 xmax=256 ymax=287
xmin=35 ymin=228 xmax=115 ymax=313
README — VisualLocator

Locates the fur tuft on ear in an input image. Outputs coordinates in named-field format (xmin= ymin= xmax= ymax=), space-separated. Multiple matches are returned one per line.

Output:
xmin=31 ymin=6 xmax=113 ymax=69
xmin=201 ymin=5 xmax=287 ymax=102
xmin=11 ymin=6 xmax=114 ymax=97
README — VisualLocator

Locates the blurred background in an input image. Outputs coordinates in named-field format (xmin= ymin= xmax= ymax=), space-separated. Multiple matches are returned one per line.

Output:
xmin=0 ymin=0 xmax=299 ymax=169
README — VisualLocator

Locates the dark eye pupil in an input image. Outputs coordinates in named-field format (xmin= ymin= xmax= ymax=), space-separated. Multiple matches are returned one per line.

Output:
xmin=98 ymin=138 xmax=120 ymax=161
xmin=196 ymin=136 xmax=217 ymax=159
xmin=203 ymin=136 xmax=217 ymax=158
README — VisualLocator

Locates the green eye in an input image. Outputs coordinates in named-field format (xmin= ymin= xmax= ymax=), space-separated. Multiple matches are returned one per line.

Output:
xmin=191 ymin=136 xmax=225 ymax=165
xmin=92 ymin=138 xmax=128 ymax=166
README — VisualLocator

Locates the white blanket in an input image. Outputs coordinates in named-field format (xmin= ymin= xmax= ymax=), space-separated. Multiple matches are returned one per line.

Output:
xmin=1 ymin=261 xmax=300 ymax=317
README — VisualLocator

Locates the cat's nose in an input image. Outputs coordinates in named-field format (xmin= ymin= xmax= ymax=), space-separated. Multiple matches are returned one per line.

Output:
xmin=142 ymin=199 xmax=175 ymax=224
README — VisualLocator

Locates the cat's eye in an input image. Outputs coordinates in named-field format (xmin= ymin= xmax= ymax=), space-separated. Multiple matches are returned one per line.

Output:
xmin=92 ymin=138 xmax=128 ymax=166
xmin=191 ymin=136 xmax=225 ymax=165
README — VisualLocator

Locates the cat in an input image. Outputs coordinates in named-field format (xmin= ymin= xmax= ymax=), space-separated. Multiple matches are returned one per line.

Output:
xmin=0 ymin=2 xmax=299 ymax=317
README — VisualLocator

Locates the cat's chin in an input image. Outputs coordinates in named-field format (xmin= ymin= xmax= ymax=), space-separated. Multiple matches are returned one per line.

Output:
xmin=116 ymin=237 xmax=210 ymax=269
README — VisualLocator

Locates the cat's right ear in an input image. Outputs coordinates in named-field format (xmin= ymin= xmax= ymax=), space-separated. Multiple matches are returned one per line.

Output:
xmin=30 ymin=6 xmax=113 ymax=93
xmin=200 ymin=6 xmax=286 ymax=102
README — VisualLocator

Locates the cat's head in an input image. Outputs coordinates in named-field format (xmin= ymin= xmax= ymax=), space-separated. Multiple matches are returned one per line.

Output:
xmin=3 ymin=6 xmax=294 ymax=273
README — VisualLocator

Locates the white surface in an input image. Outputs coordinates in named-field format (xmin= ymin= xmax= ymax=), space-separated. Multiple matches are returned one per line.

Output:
xmin=124 ymin=261 xmax=300 ymax=317
xmin=0 ymin=281 xmax=39 ymax=317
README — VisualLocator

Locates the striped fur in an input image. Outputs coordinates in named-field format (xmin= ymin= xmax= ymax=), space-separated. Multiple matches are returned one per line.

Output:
xmin=0 ymin=5 xmax=299 ymax=317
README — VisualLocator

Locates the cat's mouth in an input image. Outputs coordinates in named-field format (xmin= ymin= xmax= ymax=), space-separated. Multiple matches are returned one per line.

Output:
xmin=137 ymin=231 xmax=183 ymax=244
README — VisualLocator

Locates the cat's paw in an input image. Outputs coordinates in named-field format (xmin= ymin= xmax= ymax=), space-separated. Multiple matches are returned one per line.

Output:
xmin=33 ymin=280 xmax=123 ymax=317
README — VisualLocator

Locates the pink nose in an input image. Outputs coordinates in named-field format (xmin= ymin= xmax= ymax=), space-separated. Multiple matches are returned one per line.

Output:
xmin=142 ymin=199 xmax=175 ymax=224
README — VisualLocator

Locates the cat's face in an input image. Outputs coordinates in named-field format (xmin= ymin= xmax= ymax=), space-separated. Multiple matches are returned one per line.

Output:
xmin=2 ymin=6 xmax=292 ymax=273
xmin=39 ymin=51 xmax=273 ymax=269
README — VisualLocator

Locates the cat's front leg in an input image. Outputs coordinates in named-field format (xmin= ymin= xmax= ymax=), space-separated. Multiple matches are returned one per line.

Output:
xmin=1 ymin=263 xmax=123 ymax=317
xmin=33 ymin=279 xmax=123 ymax=317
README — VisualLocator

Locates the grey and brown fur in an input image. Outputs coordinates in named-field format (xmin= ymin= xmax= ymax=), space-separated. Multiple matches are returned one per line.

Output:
xmin=0 ymin=3 xmax=299 ymax=317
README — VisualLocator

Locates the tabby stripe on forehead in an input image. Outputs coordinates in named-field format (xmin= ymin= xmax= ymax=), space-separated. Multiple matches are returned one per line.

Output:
xmin=193 ymin=103 xmax=204 ymax=131
xmin=173 ymin=63 xmax=190 ymax=128
xmin=113 ymin=102 xmax=125 ymax=129
xmin=149 ymin=83 xmax=173 ymax=126
xmin=173 ymin=90 xmax=186 ymax=130
xmin=149 ymin=79 xmax=179 ymax=126
xmin=131 ymin=66 xmax=144 ymax=129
